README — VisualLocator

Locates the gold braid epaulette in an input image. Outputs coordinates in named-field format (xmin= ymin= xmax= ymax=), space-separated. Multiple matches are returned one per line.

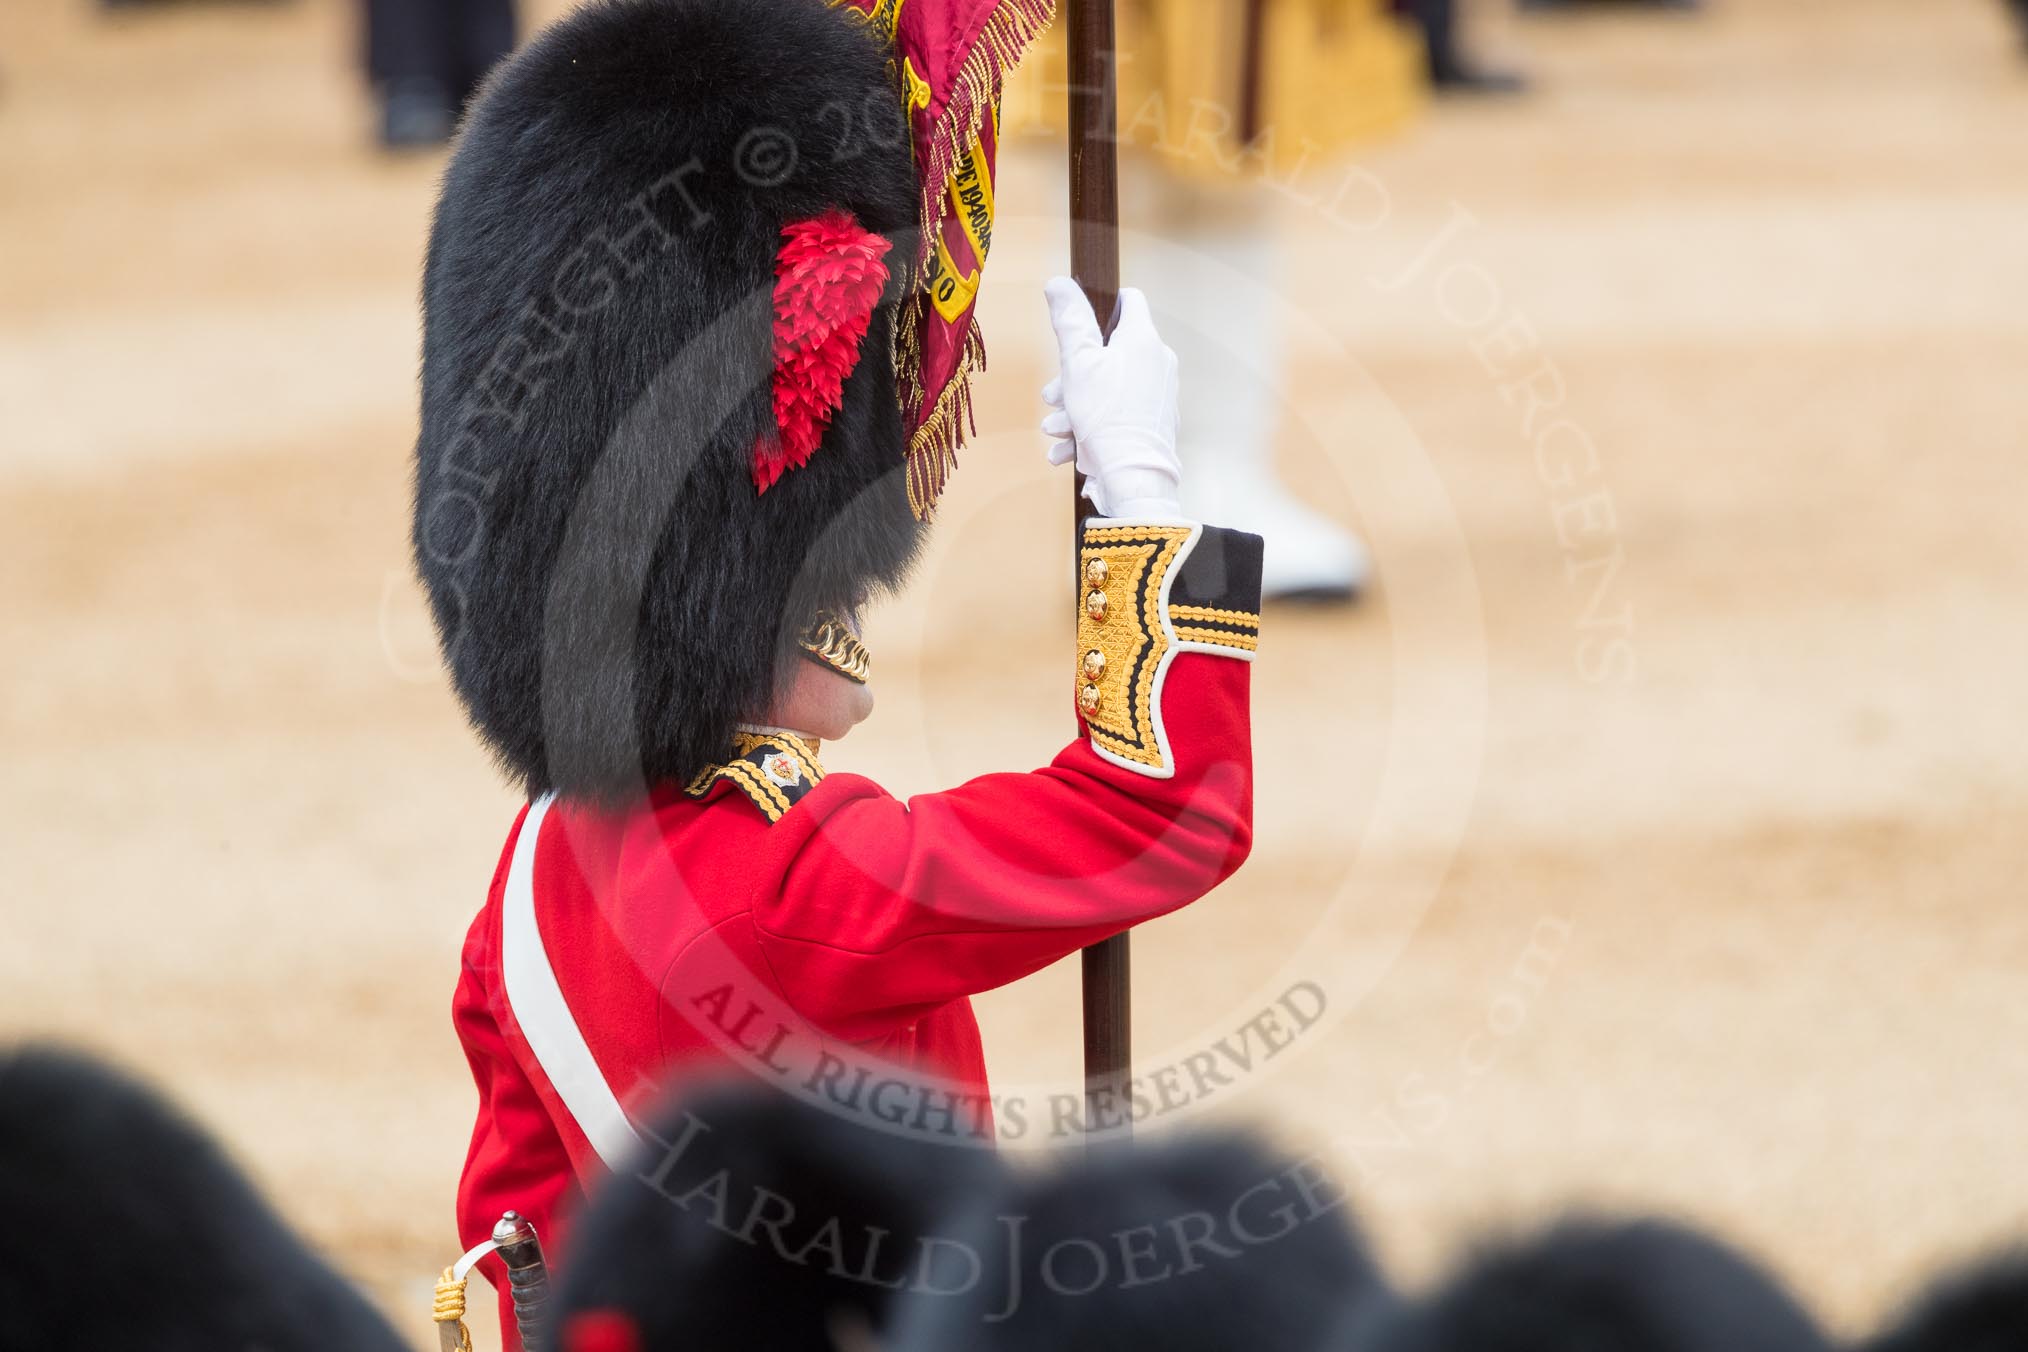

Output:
xmin=684 ymin=732 xmax=826 ymax=824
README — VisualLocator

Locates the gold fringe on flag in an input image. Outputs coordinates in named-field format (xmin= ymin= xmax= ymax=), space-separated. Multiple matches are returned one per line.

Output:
xmin=905 ymin=320 xmax=988 ymax=519
xmin=893 ymin=290 xmax=926 ymax=414
xmin=908 ymin=0 xmax=1055 ymax=256
xmin=897 ymin=0 xmax=1057 ymax=519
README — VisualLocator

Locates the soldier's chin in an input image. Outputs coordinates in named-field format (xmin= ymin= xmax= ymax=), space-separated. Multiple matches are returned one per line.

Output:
xmin=776 ymin=659 xmax=875 ymax=742
xmin=825 ymin=674 xmax=876 ymax=739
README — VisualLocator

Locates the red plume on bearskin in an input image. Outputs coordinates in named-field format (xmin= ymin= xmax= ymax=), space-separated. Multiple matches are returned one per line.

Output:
xmin=753 ymin=210 xmax=894 ymax=494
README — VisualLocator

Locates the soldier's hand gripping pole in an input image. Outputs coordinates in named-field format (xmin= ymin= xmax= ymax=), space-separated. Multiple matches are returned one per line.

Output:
xmin=1065 ymin=0 xmax=1132 ymax=1143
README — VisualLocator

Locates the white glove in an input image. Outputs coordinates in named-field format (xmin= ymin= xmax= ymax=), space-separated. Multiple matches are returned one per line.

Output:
xmin=1040 ymin=276 xmax=1184 ymax=520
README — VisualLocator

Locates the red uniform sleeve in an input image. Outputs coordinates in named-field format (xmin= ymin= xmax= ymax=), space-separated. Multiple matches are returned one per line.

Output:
xmin=753 ymin=521 xmax=1264 ymax=1042
xmin=452 ymin=902 xmax=584 ymax=1352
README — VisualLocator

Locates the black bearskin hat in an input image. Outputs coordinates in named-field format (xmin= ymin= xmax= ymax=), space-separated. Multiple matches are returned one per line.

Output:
xmin=414 ymin=0 xmax=923 ymax=802
xmin=0 ymin=1045 xmax=407 ymax=1351
xmin=886 ymin=1133 xmax=1392 ymax=1352
xmin=552 ymin=1081 xmax=993 ymax=1351
xmin=553 ymin=1082 xmax=1389 ymax=1352
xmin=1864 ymin=1249 xmax=2028 ymax=1352
xmin=1356 ymin=1217 xmax=1830 ymax=1352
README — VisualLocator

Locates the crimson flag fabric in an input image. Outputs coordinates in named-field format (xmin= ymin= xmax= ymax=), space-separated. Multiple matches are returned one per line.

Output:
xmin=834 ymin=0 xmax=1055 ymax=517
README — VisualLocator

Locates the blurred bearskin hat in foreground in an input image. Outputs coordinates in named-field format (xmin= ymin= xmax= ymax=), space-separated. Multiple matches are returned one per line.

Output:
xmin=885 ymin=1133 xmax=1392 ymax=1352
xmin=552 ymin=1081 xmax=993 ymax=1352
xmin=414 ymin=0 xmax=923 ymax=803
xmin=549 ymin=1079 xmax=1390 ymax=1352
xmin=1863 ymin=1248 xmax=2028 ymax=1352
xmin=0 ymin=1045 xmax=406 ymax=1352
xmin=1355 ymin=1217 xmax=1831 ymax=1352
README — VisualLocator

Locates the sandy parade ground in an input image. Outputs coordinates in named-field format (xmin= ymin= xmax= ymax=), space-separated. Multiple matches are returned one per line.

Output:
xmin=4 ymin=0 xmax=2028 ymax=1344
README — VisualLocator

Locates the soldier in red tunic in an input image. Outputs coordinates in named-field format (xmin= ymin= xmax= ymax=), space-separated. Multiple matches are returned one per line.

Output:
xmin=412 ymin=0 xmax=1262 ymax=1343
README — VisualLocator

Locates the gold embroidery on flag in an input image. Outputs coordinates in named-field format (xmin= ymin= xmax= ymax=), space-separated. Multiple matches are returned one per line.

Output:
xmin=904 ymin=55 xmax=934 ymax=112
xmin=828 ymin=0 xmax=907 ymax=40
xmin=927 ymin=129 xmax=995 ymax=323
xmin=895 ymin=0 xmax=1058 ymax=519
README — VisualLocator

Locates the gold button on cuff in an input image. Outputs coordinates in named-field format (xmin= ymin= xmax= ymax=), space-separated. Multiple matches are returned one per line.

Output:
xmin=1078 ymin=683 xmax=1103 ymax=714
xmin=1085 ymin=590 xmax=1109 ymax=622
xmin=1084 ymin=558 xmax=1109 ymax=587
xmin=1082 ymin=648 xmax=1106 ymax=680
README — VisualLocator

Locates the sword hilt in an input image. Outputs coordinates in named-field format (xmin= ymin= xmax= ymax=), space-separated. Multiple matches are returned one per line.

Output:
xmin=432 ymin=1211 xmax=553 ymax=1352
xmin=493 ymin=1211 xmax=553 ymax=1352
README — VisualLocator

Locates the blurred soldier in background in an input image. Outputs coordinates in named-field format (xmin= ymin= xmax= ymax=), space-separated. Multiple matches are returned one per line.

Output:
xmin=99 ymin=0 xmax=289 ymax=11
xmin=1022 ymin=0 xmax=1423 ymax=601
xmin=363 ymin=0 xmax=515 ymax=149
xmin=1521 ymin=0 xmax=1701 ymax=10
xmin=1397 ymin=0 xmax=1528 ymax=93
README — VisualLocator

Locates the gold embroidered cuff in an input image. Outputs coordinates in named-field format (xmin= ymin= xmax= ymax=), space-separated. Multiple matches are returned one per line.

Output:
xmin=1076 ymin=523 xmax=1192 ymax=773
xmin=1073 ymin=522 xmax=1264 ymax=778
xmin=1171 ymin=604 xmax=1259 ymax=655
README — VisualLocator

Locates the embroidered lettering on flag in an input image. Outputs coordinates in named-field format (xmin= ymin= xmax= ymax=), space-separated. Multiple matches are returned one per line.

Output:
xmin=830 ymin=0 xmax=1057 ymax=519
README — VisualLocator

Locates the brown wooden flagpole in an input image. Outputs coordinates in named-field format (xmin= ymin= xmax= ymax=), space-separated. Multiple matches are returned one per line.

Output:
xmin=1238 ymin=0 xmax=1270 ymax=148
xmin=1065 ymin=0 xmax=1131 ymax=1141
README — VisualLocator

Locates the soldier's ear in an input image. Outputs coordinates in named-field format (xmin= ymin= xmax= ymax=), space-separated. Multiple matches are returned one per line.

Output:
xmin=753 ymin=210 xmax=895 ymax=493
